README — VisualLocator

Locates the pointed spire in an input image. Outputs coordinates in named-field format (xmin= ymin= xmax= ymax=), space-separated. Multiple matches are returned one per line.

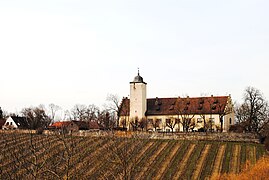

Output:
xmin=138 ymin=67 xmax=140 ymax=76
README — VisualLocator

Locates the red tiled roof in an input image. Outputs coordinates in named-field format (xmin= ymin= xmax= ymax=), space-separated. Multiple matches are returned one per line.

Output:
xmin=120 ymin=96 xmax=229 ymax=116
xmin=50 ymin=121 xmax=71 ymax=128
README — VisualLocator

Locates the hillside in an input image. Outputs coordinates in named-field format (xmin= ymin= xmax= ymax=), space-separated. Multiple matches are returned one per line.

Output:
xmin=0 ymin=132 xmax=266 ymax=179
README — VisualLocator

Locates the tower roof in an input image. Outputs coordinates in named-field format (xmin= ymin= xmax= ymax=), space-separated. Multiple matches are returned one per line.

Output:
xmin=131 ymin=69 xmax=146 ymax=83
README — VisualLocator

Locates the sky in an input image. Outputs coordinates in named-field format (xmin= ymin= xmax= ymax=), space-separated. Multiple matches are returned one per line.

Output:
xmin=0 ymin=0 xmax=269 ymax=115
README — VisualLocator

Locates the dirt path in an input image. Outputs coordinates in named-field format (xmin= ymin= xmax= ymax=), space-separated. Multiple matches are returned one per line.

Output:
xmin=172 ymin=143 xmax=196 ymax=180
xmin=192 ymin=144 xmax=211 ymax=179
xmin=230 ymin=144 xmax=241 ymax=173
xmin=246 ymin=145 xmax=257 ymax=166
xmin=253 ymin=146 xmax=256 ymax=164
xmin=211 ymin=144 xmax=226 ymax=176
xmin=155 ymin=143 xmax=181 ymax=180
xmin=135 ymin=142 xmax=169 ymax=179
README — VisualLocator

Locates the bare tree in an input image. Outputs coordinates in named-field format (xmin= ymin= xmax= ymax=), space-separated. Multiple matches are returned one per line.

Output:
xmin=21 ymin=105 xmax=51 ymax=130
xmin=85 ymin=104 xmax=99 ymax=121
xmin=165 ymin=118 xmax=179 ymax=133
xmin=70 ymin=104 xmax=87 ymax=121
xmin=215 ymin=97 xmax=233 ymax=132
xmin=138 ymin=118 xmax=147 ymax=131
xmin=130 ymin=117 xmax=139 ymax=131
xmin=97 ymin=110 xmax=114 ymax=129
xmin=106 ymin=94 xmax=122 ymax=127
xmin=148 ymin=118 xmax=161 ymax=131
xmin=48 ymin=103 xmax=61 ymax=122
xmin=236 ymin=87 xmax=269 ymax=137
xmin=175 ymin=97 xmax=195 ymax=132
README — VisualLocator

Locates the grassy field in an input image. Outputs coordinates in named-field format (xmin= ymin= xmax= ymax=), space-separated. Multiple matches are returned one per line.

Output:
xmin=0 ymin=132 xmax=267 ymax=179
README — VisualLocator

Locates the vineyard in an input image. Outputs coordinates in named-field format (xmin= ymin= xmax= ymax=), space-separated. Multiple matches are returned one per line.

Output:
xmin=0 ymin=132 xmax=266 ymax=179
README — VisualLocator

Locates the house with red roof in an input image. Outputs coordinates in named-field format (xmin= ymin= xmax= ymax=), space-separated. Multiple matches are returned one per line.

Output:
xmin=119 ymin=71 xmax=235 ymax=132
xmin=49 ymin=120 xmax=89 ymax=132
xmin=49 ymin=120 xmax=102 ymax=133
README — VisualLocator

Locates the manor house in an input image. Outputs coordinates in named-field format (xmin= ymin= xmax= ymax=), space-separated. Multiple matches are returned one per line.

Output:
xmin=119 ymin=71 xmax=235 ymax=132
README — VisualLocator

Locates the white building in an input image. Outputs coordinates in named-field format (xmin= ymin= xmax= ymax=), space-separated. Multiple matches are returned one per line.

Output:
xmin=2 ymin=116 xmax=28 ymax=130
xmin=119 ymin=71 xmax=235 ymax=132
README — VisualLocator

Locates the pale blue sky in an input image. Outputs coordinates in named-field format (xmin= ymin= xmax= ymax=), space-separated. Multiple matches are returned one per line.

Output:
xmin=0 ymin=0 xmax=269 ymax=113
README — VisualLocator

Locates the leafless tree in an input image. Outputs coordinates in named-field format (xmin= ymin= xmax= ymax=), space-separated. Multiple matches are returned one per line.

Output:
xmin=97 ymin=110 xmax=115 ymax=129
xmin=70 ymin=104 xmax=87 ymax=121
xmin=175 ymin=97 xmax=195 ymax=132
xmin=235 ymin=87 xmax=269 ymax=137
xmin=147 ymin=118 xmax=161 ymax=131
xmin=106 ymin=94 xmax=122 ymax=127
xmin=48 ymin=103 xmax=61 ymax=122
xmin=138 ymin=118 xmax=147 ymax=131
xmin=21 ymin=105 xmax=51 ymax=130
xmin=166 ymin=118 xmax=179 ymax=133
xmin=85 ymin=104 xmax=99 ymax=121
xmin=215 ymin=97 xmax=233 ymax=132
xmin=130 ymin=117 xmax=139 ymax=131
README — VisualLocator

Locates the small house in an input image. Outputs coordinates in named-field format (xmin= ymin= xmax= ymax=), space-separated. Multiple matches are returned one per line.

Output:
xmin=2 ymin=116 xmax=28 ymax=130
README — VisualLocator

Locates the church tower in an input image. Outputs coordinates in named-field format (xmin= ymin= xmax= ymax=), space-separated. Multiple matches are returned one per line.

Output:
xmin=130 ymin=70 xmax=147 ymax=120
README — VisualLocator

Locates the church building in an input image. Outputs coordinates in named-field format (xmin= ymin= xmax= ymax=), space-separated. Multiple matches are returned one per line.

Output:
xmin=119 ymin=71 xmax=235 ymax=132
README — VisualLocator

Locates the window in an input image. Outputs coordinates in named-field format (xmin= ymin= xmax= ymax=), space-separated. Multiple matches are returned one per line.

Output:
xmin=197 ymin=118 xmax=203 ymax=123
xmin=10 ymin=122 xmax=12 ymax=125
xmin=229 ymin=118 xmax=232 ymax=124
xmin=169 ymin=105 xmax=174 ymax=110
xmin=6 ymin=122 xmax=9 ymax=125
xmin=156 ymin=119 xmax=162 ymax=123
xmin=166 ymin=119 xmax=171 ymax=124
xmin=209 ymin=118 xmax=215 ymax=123
xmin=175 ymin=118 xmax=180 ymax=124
xmin=211 ymin=104 xmax=216 ymax=110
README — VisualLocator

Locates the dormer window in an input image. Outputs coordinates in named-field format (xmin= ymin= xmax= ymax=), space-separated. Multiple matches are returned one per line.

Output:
xmin=211 ymin=104 xmax=216 ymax=110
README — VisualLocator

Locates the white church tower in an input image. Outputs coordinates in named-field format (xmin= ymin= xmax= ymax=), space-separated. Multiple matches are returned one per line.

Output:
xmin=130 ymin=70 xmax=147 ymax=120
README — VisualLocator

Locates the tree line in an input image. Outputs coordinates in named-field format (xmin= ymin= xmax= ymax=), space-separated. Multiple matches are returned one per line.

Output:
xmin=0 ymin=94 xmax=121 ymax=130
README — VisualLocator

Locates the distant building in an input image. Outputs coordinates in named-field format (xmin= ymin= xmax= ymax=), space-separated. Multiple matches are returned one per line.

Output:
xmin=119 ymin=71 xmax=235 ymax=132
xmin=2 ymin=116 xmax=28 ymax=130
xmin=49 ymin=120 xmax=88 ymax=132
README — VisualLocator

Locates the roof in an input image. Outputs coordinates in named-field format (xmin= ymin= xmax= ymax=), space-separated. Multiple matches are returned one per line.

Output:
xmin=72 ymin=121 xmax=89 ymax=130
xmin=120 ymin=96 xmax=229 ymax=116
xmin=89 ymin=121 xmax=102 ymax=129
xmin=130 ymin=71 xmax=146 ymax=84
xmin=49 ymin=120 xmax=89 ymax=130
xmin=50 ymin=121 xmax=71 ymax=128
xmin=11 ymin=116 xmax=29 ymax=128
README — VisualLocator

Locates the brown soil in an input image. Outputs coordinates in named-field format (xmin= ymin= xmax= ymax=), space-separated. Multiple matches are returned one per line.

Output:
xmin=136 ymin=142 xmax=169 ymax=179
xmin=172 ymin=143 xmax=196 ymax=180
xmin=192 ymin=144 xmax=211 ymax=179
xmin=211 ymin=144 xmax=226 ymax=176
xmin=230 ymin=144 xmax=241 ymax=173
xmin=155 ymin=142 xmax=182 ymax=180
